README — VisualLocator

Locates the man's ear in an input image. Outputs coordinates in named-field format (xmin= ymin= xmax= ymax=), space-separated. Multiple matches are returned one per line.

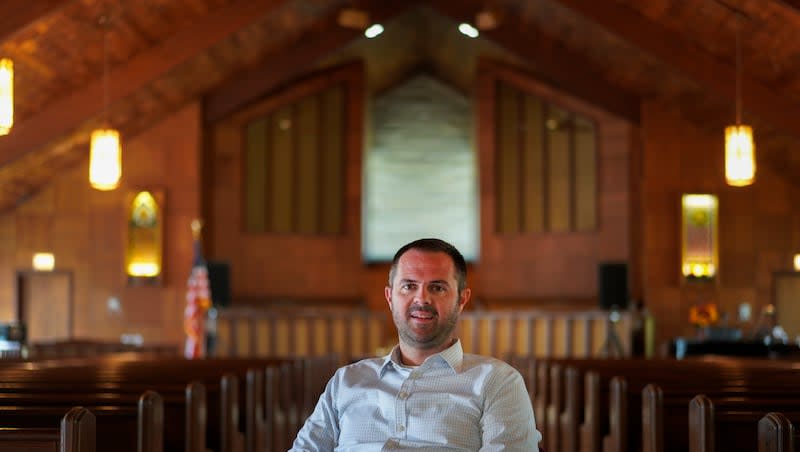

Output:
xmin=458 ymin=288 xmax=471 ymax=308
xmin=385 ymin=286 xmax=393 ymax=308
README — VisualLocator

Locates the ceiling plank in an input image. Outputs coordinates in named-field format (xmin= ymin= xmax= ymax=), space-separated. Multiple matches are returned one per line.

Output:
xmin=0 ymin=0 xmax=70 ymax=41
xmin=0 ymin=0 xmax=290 ymax=168
xmin=204 ymin=0 xmax=423 ymax=123
xmin=774 ymin=0 xmax=800 ymax=14
xmin=429 ymin=0 xmax=641 ymax=123
xmin=552 ymin=0 xmax=800 ymax=138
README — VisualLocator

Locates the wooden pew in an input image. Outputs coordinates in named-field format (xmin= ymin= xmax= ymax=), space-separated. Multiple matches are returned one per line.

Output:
xmin=185 ymin=382 xmax=208 ymax=452
xmin=759 ymin=412 xmax=796 ymax=452
xmin=138 ymin=391 xmax=163 ymax=452
xmin=0 ymin=355 xmax=336 ymax=452
xmin=0 ymin=406 xmax=95 ymax=452
xmin=525 ymin=356 xmax=800 ymax=452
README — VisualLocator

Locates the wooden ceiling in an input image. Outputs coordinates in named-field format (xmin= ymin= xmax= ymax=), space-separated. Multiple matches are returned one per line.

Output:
xmin=2 ymin=0 xmax=800 ymax=212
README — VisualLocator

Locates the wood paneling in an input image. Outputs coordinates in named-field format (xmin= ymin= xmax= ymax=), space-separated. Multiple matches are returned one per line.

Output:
xmin=479 ymin=60 xmax=628 ymax=299
xmin=0 ymin=103 xmax=201 ymax=343
xmin=211 ymin=63 xmax=363 ymax=300
xmin=640 ymin=100 xmax=800 ymax=347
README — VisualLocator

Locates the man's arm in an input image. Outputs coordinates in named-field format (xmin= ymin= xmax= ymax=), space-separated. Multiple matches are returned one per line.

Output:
xmin=289 ymin=375 xmax=340 ymax=451
xmin=479 ymin=365 xmax=543 ymax=451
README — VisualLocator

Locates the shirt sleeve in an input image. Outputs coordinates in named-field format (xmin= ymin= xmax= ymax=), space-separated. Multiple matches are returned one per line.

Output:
xmin=479 ymin=364 xmax=543 ymax=451
xmin=289 ymin=373 xmax=340 ymax=452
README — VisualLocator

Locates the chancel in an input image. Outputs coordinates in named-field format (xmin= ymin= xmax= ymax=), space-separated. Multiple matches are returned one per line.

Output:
xmin=0 ymin=1 xmax=799 ymax=451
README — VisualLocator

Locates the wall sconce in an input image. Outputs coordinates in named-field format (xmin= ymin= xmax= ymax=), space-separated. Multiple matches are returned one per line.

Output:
xmin=0 ymin=58 xmax=12 ymax=135
xmin=125 ymin=190 xmax=164 ymax=285
xmin=681 ymin=194 xmax=718 ymax=281
xmin=32 ymin=253 xmax=55 ymax=271
xmin=794 ymin=254 xmax=800 ymax=272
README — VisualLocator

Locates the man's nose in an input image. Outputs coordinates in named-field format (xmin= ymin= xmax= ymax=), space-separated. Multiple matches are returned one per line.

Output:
xmin=413 ymin=287 xmax=431 ymax=304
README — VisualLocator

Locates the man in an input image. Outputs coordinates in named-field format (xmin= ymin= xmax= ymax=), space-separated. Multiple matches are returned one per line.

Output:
xmin=290 ymin=238 xmax=542 ymax=451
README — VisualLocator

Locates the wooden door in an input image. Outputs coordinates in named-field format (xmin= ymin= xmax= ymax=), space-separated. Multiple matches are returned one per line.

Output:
xmin=774 ymin=272 xmax=800 ymax=342
xmin=16 ymin=271 xmax=73 ymax=342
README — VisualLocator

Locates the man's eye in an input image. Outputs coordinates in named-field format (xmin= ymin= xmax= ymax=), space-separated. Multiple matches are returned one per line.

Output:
xmin=430 ymin=285 xmax=446 ymax=293
xmin=400 ymin=284 xmax=416 ymax=291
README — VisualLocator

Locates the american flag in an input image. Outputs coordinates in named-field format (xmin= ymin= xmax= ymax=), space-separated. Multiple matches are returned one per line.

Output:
xmin=184 ymin=221 xmax=211 ymax=359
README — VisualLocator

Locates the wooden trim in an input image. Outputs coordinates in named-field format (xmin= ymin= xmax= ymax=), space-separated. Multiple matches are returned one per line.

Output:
xmin=554 ymin=0 xmax=800 ymax=139
xmin=204 ymin=0 xmax=422 ymax=123
xmin=430 ymin=0 xmax=640 ymax=123
xmin=0 ymin=0 xmax=292 ymax=168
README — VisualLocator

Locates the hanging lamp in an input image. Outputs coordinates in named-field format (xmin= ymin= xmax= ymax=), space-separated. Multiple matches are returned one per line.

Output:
xmin=724 ymin=16 xmax=755 ymax=187
xmin=0 ymin=58 xmax=12 ymax=135
xmin=89 ymin=17 xmax=121 ymax=191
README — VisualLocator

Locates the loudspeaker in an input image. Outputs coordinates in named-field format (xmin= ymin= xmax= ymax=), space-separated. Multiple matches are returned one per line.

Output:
xmin=206 ymin=260 xmax=231 ymax=307
xmin=598 ymin=262 xmax=628 ymax=310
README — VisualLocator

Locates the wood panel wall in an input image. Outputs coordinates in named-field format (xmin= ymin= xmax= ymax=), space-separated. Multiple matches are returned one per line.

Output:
xmin=2 ymin=65 xmax=797 ymax=351
xmin=0 ymin=103 xmax=203 ymax=344
xmin=640 ymin=100 xmax=800 ymax=347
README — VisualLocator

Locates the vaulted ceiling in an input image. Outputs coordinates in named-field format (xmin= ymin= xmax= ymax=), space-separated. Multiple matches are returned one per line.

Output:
xmin=1 ymin=0 xmax=800 ymax=212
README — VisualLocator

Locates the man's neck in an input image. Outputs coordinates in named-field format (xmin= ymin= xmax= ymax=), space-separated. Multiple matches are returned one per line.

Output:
xmin=398 ymin=338 xmax=456 ymax=366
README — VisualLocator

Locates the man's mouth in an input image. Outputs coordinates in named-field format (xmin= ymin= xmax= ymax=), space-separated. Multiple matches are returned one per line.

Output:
xmin=410 ymin=309 xmax=436 ymax=320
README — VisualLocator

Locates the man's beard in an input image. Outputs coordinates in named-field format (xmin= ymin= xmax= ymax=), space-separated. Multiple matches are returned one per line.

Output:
xmin=392 ymin=302 xmax=460 ymax=350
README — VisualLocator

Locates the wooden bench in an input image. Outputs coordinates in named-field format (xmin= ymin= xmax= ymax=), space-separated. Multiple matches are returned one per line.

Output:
xmin=513 ymin=356 xmax=800 ymax=452
xmin=758 ymin=412 xmax=798 ymax=452
xmin=0 ymin=355 xmax=337 ymax=451
xmin=0 ymin=406 xmax=95 ymax=452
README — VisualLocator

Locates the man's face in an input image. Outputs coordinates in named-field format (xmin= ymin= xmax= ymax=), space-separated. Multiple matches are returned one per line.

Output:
xmin=385 ymin=249 xmax=470 ymax=351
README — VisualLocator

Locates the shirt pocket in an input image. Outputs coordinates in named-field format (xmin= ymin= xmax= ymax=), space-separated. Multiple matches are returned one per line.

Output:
xmin=338 ymin=390 xmax=391 ymax=447
xmin=407 ymin=392 xmax=481 ymax=447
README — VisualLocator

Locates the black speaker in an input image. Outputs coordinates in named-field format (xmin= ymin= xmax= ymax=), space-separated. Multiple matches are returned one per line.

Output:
xmin=598 ymin=262 xmax=628 ymax=310
xmin=206 ymin=260 xmax=231 ymax=308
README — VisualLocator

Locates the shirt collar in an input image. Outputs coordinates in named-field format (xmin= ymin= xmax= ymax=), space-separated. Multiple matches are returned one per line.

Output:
xmin=379 ymin=339 xmax=464 ymax=377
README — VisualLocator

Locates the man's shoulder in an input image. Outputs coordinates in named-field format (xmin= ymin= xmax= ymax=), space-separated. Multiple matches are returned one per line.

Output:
xmin=462 ymin=353 xmax=519 ymax=373
xmin=336 ymin=355 xmax=387 ymax=375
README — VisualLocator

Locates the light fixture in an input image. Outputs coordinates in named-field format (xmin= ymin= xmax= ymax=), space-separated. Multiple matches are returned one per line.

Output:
xmin=794 ymin=254 xmax=800 ymax=272
xmin=458 ymin=23 xmax=479 ymax=38
xmin=89 ymin=17 xmax=121 ymax=191
xmin=337 ymin=7 xmax=383 ymax=38
xmin=475 ymin=6 xmax=503 ymax=31
xmin=725 ymin=16 xmax=755 ymax=187
xmin=364 ymin=24 xmax=384 ymax=39
xmin=0 ymin=58 xmax=12 ymax=135
xmin=32 ymin=253 xmax=55 ymax=271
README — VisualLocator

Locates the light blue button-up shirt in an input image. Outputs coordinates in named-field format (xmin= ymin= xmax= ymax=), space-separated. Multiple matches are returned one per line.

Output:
xmin=290 ymin=340 xmax=542 ymax=451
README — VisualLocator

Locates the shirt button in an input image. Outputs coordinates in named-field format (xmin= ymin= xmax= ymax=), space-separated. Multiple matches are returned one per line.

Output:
xmin=398 ymin=391 xmax=408 ymax=399
xmin=398 ymin=425 xmax=405 ymax=432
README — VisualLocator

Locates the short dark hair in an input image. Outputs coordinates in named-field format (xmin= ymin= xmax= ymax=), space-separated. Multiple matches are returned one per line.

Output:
xmin=388 ymin=238 xmax=467 ymax=292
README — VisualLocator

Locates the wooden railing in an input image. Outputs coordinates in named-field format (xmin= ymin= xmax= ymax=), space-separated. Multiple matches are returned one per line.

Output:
xmin=214 ymin=306 xmax=631 ymax=361
xmin=458 ymin=310 xmax=631 ymax=358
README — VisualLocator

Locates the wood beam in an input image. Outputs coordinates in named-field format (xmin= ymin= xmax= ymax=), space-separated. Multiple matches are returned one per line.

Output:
xmin=429 ymin=0 xmax=640 ymax=124
xmin=774 ymin=0 xmax=800 ymax=14
xmin=204 ymin=0 xmax=423 ymax=123
xmin=552 ymin=0 xmax=800 ymax=139
xmin=0 ymin=0 xmax=290 ymax=168
xmin=0 ymin=0 xmax=69 ymax=41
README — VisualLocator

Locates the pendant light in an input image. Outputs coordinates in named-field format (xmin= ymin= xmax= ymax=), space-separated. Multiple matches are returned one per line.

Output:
xmin=89 ymin=17 xmax=121 ymax=191
xmin=724 ymin=16 xmax=755 ymax=187
xmin=0 ymin=58 xmax=12 ymax=135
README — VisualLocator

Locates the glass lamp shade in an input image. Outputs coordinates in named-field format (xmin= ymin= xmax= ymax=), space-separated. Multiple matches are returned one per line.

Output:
xmin=89 ymin=128 xmax=122 ymax=190
xmin=0 ymin=58 xmax=12 ymax=136
xmin=724 ymin=124 xmax=755 ymax=187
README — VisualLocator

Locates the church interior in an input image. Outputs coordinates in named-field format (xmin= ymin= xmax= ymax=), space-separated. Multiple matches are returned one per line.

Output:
xmin=0 ymin=0 xmax=800 ymax=450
